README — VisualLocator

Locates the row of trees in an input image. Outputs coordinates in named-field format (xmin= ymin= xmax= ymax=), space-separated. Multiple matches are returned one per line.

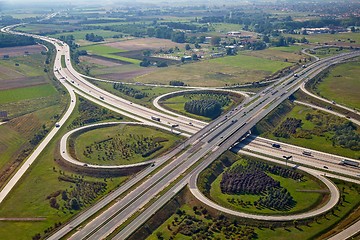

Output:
xmin=113 ymin=82 xmax=148 ymax=99
xmin=0 ymin=33 xmax=35 ymax=48
xmin=85 ymin=33 xmax=104 ymax=42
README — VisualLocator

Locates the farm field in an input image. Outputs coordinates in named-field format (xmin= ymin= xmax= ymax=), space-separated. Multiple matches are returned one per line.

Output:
xmin=0 ymin=84 xmax=57 ymax=104
xmin=209 ymin=157 xmax=327 ymax=215
xmin=243 ymin=47 xmax=305 ymax=63
xmin=105 ymin=37 xmax=187 ymax=51
xmin=73 ymin=124 xmax=182 ymax=165
xmin=257 ymin=103 xmax=360 ymax=159
xmin=314 ymin=60 xmax=360 ymax=109
xmin=0 ymin=96 xmax=129 ymax=240
xmin=136 ymin=53 xmax=292 ymax=87
xmin=78 ymin=44 xmax=140 ymax=64
xmin=0 ymin=45 xmax=46 ymax=57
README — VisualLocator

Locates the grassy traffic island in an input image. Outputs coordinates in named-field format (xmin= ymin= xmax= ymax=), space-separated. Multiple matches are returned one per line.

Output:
xmin=200 ymin=152 xmax=328 ymax=216
xmin=70 ymin=124 xmax=183 ymax=166
xmin=133 ymin=152 xmax=360 ymax=240
xmin=159 ymin=90 xmax=244 ymax=122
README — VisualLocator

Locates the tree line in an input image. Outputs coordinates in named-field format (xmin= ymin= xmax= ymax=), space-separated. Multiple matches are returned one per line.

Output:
xmin=0 ymin=33 xmax=35 ymax=48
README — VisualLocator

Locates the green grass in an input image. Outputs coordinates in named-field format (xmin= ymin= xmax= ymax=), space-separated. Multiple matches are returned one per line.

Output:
xmin=73 ymin=124 xmax=182 ymax=165
xmin=0 ymin=84 xmax=57 ymax=104
xmin=209 ymin=159 xmax=325 ymax=215
xmin=0 ymin=126 xmax=26 ymax=170
xmin=260 ymin=104 xmax=360 ymax=159
xmin=50 ymin=29 xmax=119 ymax=41
xmin=256 ymin=179 xmax=360 ymax=240
xmin=60 ymin=55 xmax=66 ymax=68
xmin=0 ymin=54 xmax=47 ymax=78
xmin=211 ymin=53 xmax=292 ymax=73
xmin=79 ymin=44 xmax=140 ymax=64
xmin=270 ymin=45 xmax=304 ymax=53
xmin=147 ymin=180 xmax=360 ymax=240
xmin=211 ymin=23 xmax=243 ymax=33
xmin=0 ymin=95 xmax=129 ymax=240
xmin=315 ymin=60 xmax=360 ymax=109
xmin=160 ymin=93 xmax=241 ymax=122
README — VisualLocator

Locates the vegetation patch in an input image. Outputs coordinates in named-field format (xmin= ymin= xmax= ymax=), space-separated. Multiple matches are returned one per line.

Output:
xmin=161 ymin=91 xmax=241 ymax=121
xmin=306 ymin=59 xmax=360 ymax=110
xmin=208 ymin=153 xmax=326 ymax=215
xmin=254 ymin=100 xmax=360 ymax=159
xmin=113 ymin=83 xmax=148 ymax=99
xmin=68 ymin=97 xmax=124 ymax=129
xmin=0 ymin=84 xmax=57 ymax=105
xmin=73 ymin=125 xmax=182 ymax=165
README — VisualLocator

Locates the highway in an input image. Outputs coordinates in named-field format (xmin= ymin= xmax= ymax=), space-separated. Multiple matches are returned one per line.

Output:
xmin=3 ymin=20 xmax=360 ymax=240
xmin=70 ymin=51 xmax=360 ymax=239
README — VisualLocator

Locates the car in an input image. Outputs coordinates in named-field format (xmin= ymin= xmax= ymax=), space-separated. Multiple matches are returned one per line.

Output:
xmin=151 ymin=163 xmax=155 ymax=167
xmin=189 ymin=122 xmax=193 ymax=126
xmin=55 ymin=122 xmax=60 ymax=128
xmin=323 ymin=166 xmax=328 ymax=169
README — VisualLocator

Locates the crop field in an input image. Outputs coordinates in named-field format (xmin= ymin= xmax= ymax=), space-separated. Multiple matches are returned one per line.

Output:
xmin=0 ymin=96 xmax=129 ymax=240
xmin=50 ymin=29 xmax=118 ymax=41
xmin=78 ymin=44 xmax=140 ymax=64
xmin=136 ymin=53 xmax=292 ymax=87
xmin=105 ymin=38 xmax=187 ymax=51
xmin=210 ymin=158 xmax=326 ymax=215
xmin=258 ymin=103 xmax=360 ymax=159
xmin=0 ymin=84 xmax=57 ymax=104
xmin=0 ymin=45 xmax=45 ymax=57
xmin=243 ymin=48 xmax=305 ymax=63
xmin=314 ymin=60 xmax=360 ymax=109
xmin=73 ymin=124 xmax=181 ymax=165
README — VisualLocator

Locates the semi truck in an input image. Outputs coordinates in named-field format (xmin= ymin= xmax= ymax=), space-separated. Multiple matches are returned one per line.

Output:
xmin=340 ymin=159 xmax=359 ymax=167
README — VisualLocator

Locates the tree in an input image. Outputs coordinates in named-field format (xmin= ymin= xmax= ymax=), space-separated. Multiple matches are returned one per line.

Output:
xmin=351 ymin=26 xmax=356 ymax=32
xmin=210 ymin=36 xmax=221 ymax=46
xmin=171 ymin=31 xmax=186 ymax=43
xmin=70 ymin=198 xmax=80 ymax=210
xmin=263 ymin=35 xmax=270 ymax=43
xmin=185 ymin=44 xmax=191 ymax=50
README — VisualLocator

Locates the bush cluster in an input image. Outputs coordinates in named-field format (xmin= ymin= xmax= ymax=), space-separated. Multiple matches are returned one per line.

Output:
xmin=184 ymin=99 xmax=222 ymax=118
xmin=113 ymin=83 xmax=148 ymax=99
xmin=273 ymin=117 xmax=302 ymax=138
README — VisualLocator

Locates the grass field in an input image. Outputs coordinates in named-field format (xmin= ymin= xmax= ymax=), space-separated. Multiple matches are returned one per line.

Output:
xmin=210 ymin=159 xmax=326 ymax=215
xmin=50 ymin=29 xmax=118 ymax=41
xmin=315 ymin=60 xmax=360 ymax=109
xmin=0 ymin=96 xmax=130 ymax=240
xmin=73 ymin=124 xmax=182 ymax=165
xmin=244 ymin=47 xmax=304 ymax=63
xmin=260 ymin=104 xmax=360 ymax=159
xmin=136 ymin=53 xmax=292 ymax=87
xmin=78 ymin=44 xmax=140 ymax=64
xmin=0 ymin=84 xmax=57 ymax=104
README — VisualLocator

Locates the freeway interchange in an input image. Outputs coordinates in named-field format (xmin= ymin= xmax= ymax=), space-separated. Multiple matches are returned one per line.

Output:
xmin=2 ymin=21 xmax=360 ymax=240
